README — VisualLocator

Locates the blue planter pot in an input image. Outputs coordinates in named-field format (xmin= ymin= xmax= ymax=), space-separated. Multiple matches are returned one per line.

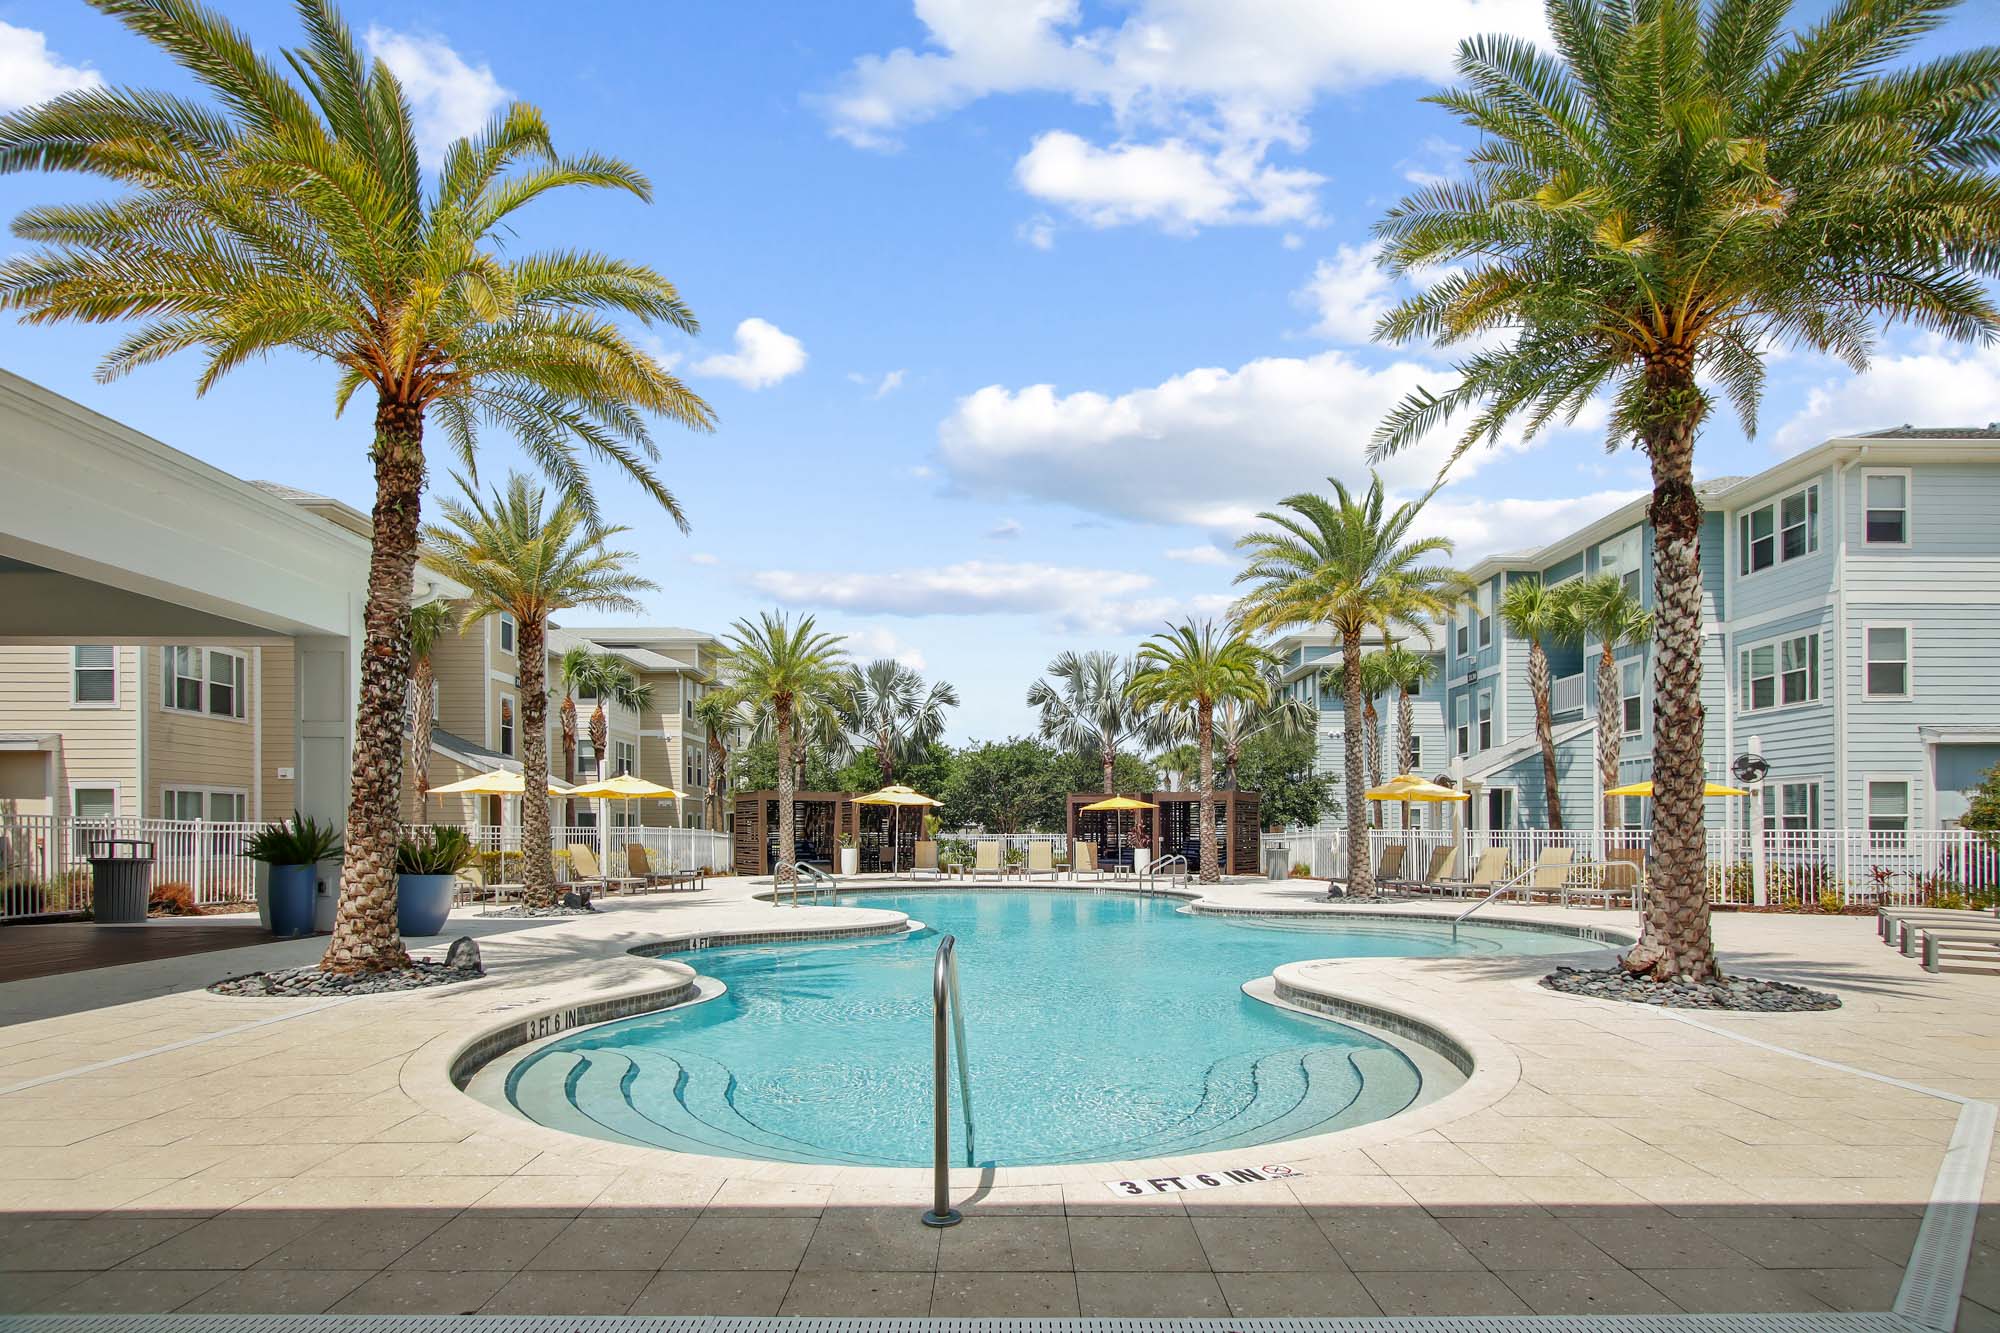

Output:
xmin=268 ymin=863 xmax=318 ymax=937
xmin=397 ymin=873 xmax=455 ymax=937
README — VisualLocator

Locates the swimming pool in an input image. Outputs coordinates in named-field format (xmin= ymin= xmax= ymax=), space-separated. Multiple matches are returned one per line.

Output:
xmin=500 ymin=892 xmax=1588 ymax=1167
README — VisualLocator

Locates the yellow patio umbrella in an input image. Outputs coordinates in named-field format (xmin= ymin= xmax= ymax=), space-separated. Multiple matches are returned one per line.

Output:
xmin=1079 ymin=796 xmax=1157 ymax=811
xmin=1364 ymin=774 xmax=1469 ymax=802
xmin=567 ymin=774 xmax=686 ymax=876
xmin=852 ymin=784 xmax=943 ymax=874
xmin=1604 ymin=779 xmax=1751 ymax=798
xmin=427 ymin=768 xmax=575 ymax=883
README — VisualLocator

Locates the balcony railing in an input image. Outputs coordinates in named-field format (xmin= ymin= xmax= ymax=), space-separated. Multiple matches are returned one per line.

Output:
xmin=1551 ymin=672 xmax=1587 ymax=718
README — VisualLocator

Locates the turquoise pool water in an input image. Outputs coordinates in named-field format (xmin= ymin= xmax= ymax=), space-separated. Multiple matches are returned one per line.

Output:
xmin=503 ymin=892 xmax=1586 ymax=1167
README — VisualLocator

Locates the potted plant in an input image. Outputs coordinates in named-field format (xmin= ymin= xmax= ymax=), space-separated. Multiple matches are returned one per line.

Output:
xmin=396 ymin=826 xmax=474 ymax=936
xmin=837 ymin=832 xmax=859 ymax=878
xmin=245 ymin=812 xmax=341 ymax=937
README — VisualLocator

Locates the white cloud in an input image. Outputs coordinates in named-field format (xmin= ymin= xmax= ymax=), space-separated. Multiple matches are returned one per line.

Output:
xmin=909 ymin=464 xmax=937 ymax=479
xmin=688 ymin=552 xmax=720 ymax=566
xmin=937 ymin=347 xmax=1473 ymax=529
xmin=364 ymin=27 xmax=509 ymax=167
xmin=1164 ymin=544 xmax=1228 ymax=565
xmin=1773 ymin=341 xmax=2000 ymax=454
xmin=819 ymin=1 xmax=1547 ymax=232
xmin=987 ymin=518 xmax=1023 ymax=540
xmin=1015 ymin=130 xmax=1321 ymax=232
xmin=0 ymin=22 xmax=100 ymax=113
xmin=871 ymin=369 xmax=907 ymax=397
xmin=1018 ymin=216 xmax=1057 ymax=250
xmin=843 ymin=625 xmax=930 ymax=671
xmin=1396 ymin=134 xmax=1465 ymax=187
xmin=1422 ymin=489 xmax=1648 ymax=563
xmin=749 ymin=560 xmax=1228 ymax=634
xmin=1295 ymin=241 xmax=1396 ymax=344
xmin=690 ymin=317 xmax=807 ymax=390
xmin=1281 ymin=233 xmax=1304 ymax=251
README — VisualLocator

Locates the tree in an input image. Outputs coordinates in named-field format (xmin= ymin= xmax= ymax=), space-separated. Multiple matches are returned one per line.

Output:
xmin=0 ymin=0 xmax=712 ymax=971
xmin=730 ymin=737 xmax=840 ymax=796
xmin=1323 ymin=653 xmax=1395 ymax=822
xmin=722 ymin=613 xmax=849 ymax=883
xmin=840 ymin=660 xmax=959 ymax=785
xmin=939 ymin=738 xmax=1066 ymax=834
xmin=1127 ymin=621 xmax=1271 ymax=884
xmin=1378 ymin=641 xmax=1439 ymax=834
xmin=1963 ymin=763 xmax=2000 ymax=849
xmin=1563 ymin=575 xmax=1652 ymax=829
xmin=1368 ymin=0 xmax=2000 ymax=978
xmin=1236 ymin=730 xmax=1339 ymax=831
xmin=1497 ymin=577 xmax=1577 ymax=831
xmin=1213 ymin=667 xmax=1315 ymax=790
xmin=691 ymin=684 xmax=746 ymax=830
xmin=405 ymin=599 xmax=459 ymax=822
xmin=1154 ymin=743 xmax=1203 ymax=791
xmin=1027 ymin=651 xmax=1169 ymax=793
xmin=589 ymin=659 xmax=653 ymax=784
xmin=425 ymin=474 xmax=655 ymax=908
xmin=1236 ymin=475 xmax=1460 ymax=894
xmin=556 ymin=646 xmax=610 ymax=823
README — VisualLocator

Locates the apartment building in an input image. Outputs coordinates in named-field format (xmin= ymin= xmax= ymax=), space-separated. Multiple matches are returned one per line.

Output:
xmin=560 ymin=626 xmax=729 ymax=830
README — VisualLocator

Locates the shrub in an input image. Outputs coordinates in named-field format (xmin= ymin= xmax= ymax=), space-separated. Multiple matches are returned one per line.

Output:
xmin=149 ymin=881 xmax=202 ymax=915
xmin=396 ymin=826 xmax=475 ymax=875
xmin=244 ymin=811 xmax=342 ymax=866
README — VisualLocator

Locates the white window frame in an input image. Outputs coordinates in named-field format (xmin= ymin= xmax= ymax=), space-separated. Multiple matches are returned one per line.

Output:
xmin=498 ymin=613 xmax=517 ymax=655
xmin=1408 ymin=734 xmax=1423 ymax=771
xmin=1862 ymin=623 xmax=1912 ymax=700
xmin=1453 ymin=695 xmax=1470 ymax=757
xmin=68 ymin=782 xmax=120 ymax=853
xmin=1738 ymin=630 xmax=1821 ymax=714
xmin=577 ymin=737 xmax=598 ymax=778
xmin=161 ymin=647 xmax=248 ymax=721
xmin=1476 ymin=583 xmax=1493 ymax=649
xmin=499 ymin=694 xmax=516 ymax=757
xmin=614 ymin=739 xmax=636 ymax=776
xmin=1597 ymin=527 xmax=1643 ymax=598
xmin=1861 ymin=468 xmax=1911 ymax=548
xmin=1477 ymin=690 xmax=1493 ymax=750
xmin=1865 ymin=776 xmax=1912 ymax=847
xmin=1736 ymin=483 xmax=1820 ymax=577
xmin=161 ymin=786 xmax=248 ymax=823
xmin=71 ymin=645 xmax=119 ymax=708
xmin=1620 ymin=658 xmax=1645 ymax=736
xmin=68 ymin=782 xmax=119 ymax=823
xmin=1761 ymin=779 xmax=1822 ymax=834
xmin=1455 ymin=622 xmax=1469 ymax=656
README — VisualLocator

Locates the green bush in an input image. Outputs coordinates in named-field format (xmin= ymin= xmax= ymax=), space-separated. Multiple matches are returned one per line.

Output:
xmin=396 ymin=826 xmax=475 ymax=875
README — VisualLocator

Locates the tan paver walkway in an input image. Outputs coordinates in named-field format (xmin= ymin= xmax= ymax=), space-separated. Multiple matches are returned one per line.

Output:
xmin=0 ymin=876 xmax=1993 ymax=1325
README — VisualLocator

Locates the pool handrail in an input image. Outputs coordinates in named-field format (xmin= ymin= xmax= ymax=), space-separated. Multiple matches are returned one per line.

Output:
xmin=922 ymin=933 xmax=974 ymax=1228
xmin=771 ymin=860 xmax=833 ymax=907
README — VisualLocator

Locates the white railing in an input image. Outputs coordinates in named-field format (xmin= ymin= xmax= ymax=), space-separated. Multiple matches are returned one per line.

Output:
xmin=932 ymin=831 xmax=1068 ymax=869
xmin=1551 ymin=673 xmax=1587 ymax=717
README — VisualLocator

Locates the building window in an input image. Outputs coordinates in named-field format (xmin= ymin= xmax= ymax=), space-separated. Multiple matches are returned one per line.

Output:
xmin=1740 ymin=632 xmax=1819 ymax=712
xmin=1864 ymin=473 xmax=1908 ymax=545
xmin=1864 ymin=626 xmax=1910 ymax=698
xmin=499 ymin=697 xmax=515 ymax=756
xmin=1477 ymin=691 xmax=1493 ymax=749
xmin=1621 ymin=794 xmax=1645 ymax=827
xmin=1476 ymin=584 xmax=1493 ymax=649
xmin=162 ymin=647 xmax=246 ymax=719
xmin=70 ymin=785 xmax=117 ymax=853
xmin=72 ymin=646 xmax=117 ymax=705
xmin=1738 ymin=484 xmax=1819 ymax=574
xmin=163 ymin=788 xmax=246 ymax=822
xmin=1761 ymin=781 xmax=1820 ymax=834
xmin=1455 ymin=622 xmax=1469 ymax=656
xmin=1597 ymin=528 xmax=1643 ymax=597
xmin=1454 ymin=696 xmax=1469 ymax=756
xmin=1867 ymin=779 xmax=1910 ymax=846
xmin=498 ymin=613 xmax=517 ymax=654
xmin=1408 ymin=735 xmax=1422 ymax=770
xmin=614 ymin=740 xmax=635 ymax=776
xmin=1620 ymin=659 xmax=1644 ymax=735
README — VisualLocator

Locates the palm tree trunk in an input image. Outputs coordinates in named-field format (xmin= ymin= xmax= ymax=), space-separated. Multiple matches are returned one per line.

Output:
xmin=1398 ymin=686 xmax=1414 ymax=836
xmin=411 ymin=659 xmax=435 ymax=823
xmin=1598 ymin=644 xmax=1622 ymax=830
xmin=517 ymin=616 xmax=557 ymax=909
xmin=589 ymin=704 xmax=608 ymax=783
xmin=560 ymin=694 xmax=577 ymax=826
xmin=1365 ymin=699 xmax=1381 ymax=828
xmin=322 ymin=401 xmax=422 ymax=974
xmin=1632 ymin=385 xmax=1717 ymax=981
xmin=1530 ymin=641 xmax=1563 ymax=831
xmin=776 ymin=704 xmax=796 ymax=887
xmin=1197 ymin=700 xmax=1219 ymax=883
xmin=1102 ymin=746 xmax=1115 ymax=795
xmin=707 ymin=734 xmax=726 ymax=830
xmin=1341 ymin=627 xmax=1370 ymax=895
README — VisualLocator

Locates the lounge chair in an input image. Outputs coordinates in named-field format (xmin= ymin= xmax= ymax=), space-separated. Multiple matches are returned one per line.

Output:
xmin=1492 ymin=847 xmax=1576 ymax=904
xmin=1565 ymin=855 xmax=1640 ymax=910
xmin=1024 ymin=842 xmax=1059 ymax=882
xmin=1437 ymin=846 xmax=1509 ymax=898
xmin=569 ymin=844 xmax=640 ymax=895
xmin=968 ymin=840 xmax=1008 ymax=882
xmin=1073 ymin=842 xmax=1104 ymax=881
xmin=628 ymin=843 xmax=704 ymax=892
xmin=911 ymin=840 xmax=943 ymax=880
xmin=1399 ymin=845 xmax=1457 ymax=893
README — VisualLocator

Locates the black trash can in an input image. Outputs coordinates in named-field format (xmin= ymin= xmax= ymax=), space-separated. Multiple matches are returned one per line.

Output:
xmin=89 ymin=838 xmax=154 ymax=924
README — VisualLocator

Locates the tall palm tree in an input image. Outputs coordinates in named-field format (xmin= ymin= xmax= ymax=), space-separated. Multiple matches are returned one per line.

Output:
xmin=722 ymin=612 xmax=849 ymax=884
xmin=425 ymin=474 xmax=655 ymax=909
xmin=1027 ymin=651 xmax=1167 ymax=794
xmin=1368 ymin=0 xmax=2000 ymax=979
xmin=0 ymin=0 xmax=712 ymax=972
xmin=691 ymin=683 xmax=745 ymax=830
xmin=1497 ymin=577 xmax=1578 ymax=831
xmin=555 ymin=646 xmax=609 ymax=823
xmin=589 ymin=660 xmax=654 ymax=782
xmin=1213 ymin=667 xmax=1316 ymax=790
xmin=1564 ymin=574 xmax=1653 ymax=829
xmin=1126 ymin=621 xmax=1271 ymax=884
xmin=1378 ymin=641 xmax=1439 ymax=835
xmin=1236 ymin=476 xmax=1460 ymax=894
xmin=840 ymin=660 xmax=960 ymax=785
xmin=1323 ymin=652 xmax=1395 ymax=822
xmin=405 ymin=599 xmax=459 ymax=822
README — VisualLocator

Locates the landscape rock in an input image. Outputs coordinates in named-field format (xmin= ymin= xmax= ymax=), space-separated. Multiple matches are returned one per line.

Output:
xmin=1541 ymin=964 xmax=1840 ymax=1011
xmin=444 ymin=936 xmax=482 ymax=974
xmin=208 ymin=958 xmax=478 ymax=998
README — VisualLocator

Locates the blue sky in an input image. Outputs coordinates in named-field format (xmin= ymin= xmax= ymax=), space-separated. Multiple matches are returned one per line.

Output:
xmin=5 ymin=0 xmax=1999 ymax=743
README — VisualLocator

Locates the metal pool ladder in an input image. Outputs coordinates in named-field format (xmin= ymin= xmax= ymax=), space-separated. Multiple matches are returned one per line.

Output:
xmin=771 ymin=861 xmax=834 ymax=907
xmin=922 ymin=934 xmax=976 ymax=1228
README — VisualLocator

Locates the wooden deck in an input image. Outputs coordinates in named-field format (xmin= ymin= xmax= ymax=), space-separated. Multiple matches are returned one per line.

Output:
xmin=0 ymin=917 xmax=287 ymax=984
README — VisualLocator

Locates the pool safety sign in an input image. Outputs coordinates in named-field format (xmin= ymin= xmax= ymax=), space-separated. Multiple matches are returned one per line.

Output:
xmin=1105 ymin=1163 xmax=1302 ymax=1196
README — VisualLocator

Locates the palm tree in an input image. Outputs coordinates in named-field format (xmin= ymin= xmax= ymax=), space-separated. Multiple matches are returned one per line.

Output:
xmin=1564 ymin=575 xmax=1653 ymax=830
xmin=1126 ymin=621 xmax=1270 ymax=884
xmin=590 ymin=660 xmax=654 ymax=782
xmin=405 ymin=599 xmax=459 ymax=822
xmin=840 ymin=660 xmax=960 ymax=785
xmin=0 ymin=0 xmax=712 ymax=972
xmin=1236 ymin=476 xmax=1460 ymax=894
xmin=1213 ymin=669 xmax=1315 ymax=790
xmin=555 ymin=646 xmax=608 ymax=823
xmin=1027 ymin=651 xmax=1167 ymax=794
xmin=1497 ymin=577 xmax=1578 ymax=831
xmin=425 ymin=474 xmax=656 ymax=909
xmin=1368 ymin=0 xmax=2000 ymax=979
xmin=1323 ymin=652 xmax=1395 ymax=822
xmin=691 ymin=683 xmax=746 ymax=830
xmin=1378 ymin=641 xmax=1439 ymax=835
xmin=722 ymin=612 xmax=849 ymax=884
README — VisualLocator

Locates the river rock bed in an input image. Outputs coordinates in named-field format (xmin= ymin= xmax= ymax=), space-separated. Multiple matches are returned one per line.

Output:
xmin=210 ymin=946 xmax=483 ymax=997
xmin=1541 ymin=964 xmax=1841 ymax=1011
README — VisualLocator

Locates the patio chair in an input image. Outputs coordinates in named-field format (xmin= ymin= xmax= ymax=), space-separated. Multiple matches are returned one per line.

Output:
xmin=1073 ymin=841 xmax=1105 ymax=881
xmin=457 ymin=865 xmax=522 ymax=909
xmin=911 ymin=840 xmax=944 ymax=880
xmin=1375 ymin=843 xmax=1407 ymax=884
xmin=1565 ymin=856 xmax=1640 ymax=910
xmin=1024 ymin=842 xmax=1059 ymax=882
xmin=569 ymin=845 xmax=639 ymax=895
xmin=1437 ymin=846 xmax=1509 ymax=898
xmin=1399 ymin=845 xmax=1457 ymax=894
xmin=969 ymin=840 xmax=1006 ymax=881
xmin=629 ymin=844 xmax=704 ymax=893
xmin=1493 ymin=847 xmax=1576 ymax=904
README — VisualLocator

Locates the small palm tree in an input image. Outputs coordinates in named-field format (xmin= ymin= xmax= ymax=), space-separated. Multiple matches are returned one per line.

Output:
xmin=406 ymin=599 xmax=460 ymax=822
xmin=1370 ymin=0 xmax=2000 ymax=978
xmin=1235 ymin=475 xmax=1460 ymax=894
xmin=840 ymin=660 xmax=960 ymax=785
xmin=1564 ymin=575 xmax=1653 ymax=829
xmin=691 ymin=683 xmax=746 ymax=830
xmin=425 ymin=474 xmax=656 ymax=908
xmin=1377 ymin=642 xmax=1439 ymax=834
xmin=590 ymin=660 xmax=654 ymax=783
xmin=555 ymin=646 xmax=607 ymax=821
xmin=0 ymin=0 xmax=711 ymax=971
xmin=1027 ymin=651 xmax=1168 ymax=794
xmin=1498 ymin=578 xmax=1579 ymax=831
xmin=1213 ymin=666 xmax=1315 ymax=790
xmin=1126 ymin=621 xmax=1271 ymax=884
xmin=1323 ymin=652 xmax=1396 ymax=821
xmin=722 ymin=612 xmax=849 ymax=884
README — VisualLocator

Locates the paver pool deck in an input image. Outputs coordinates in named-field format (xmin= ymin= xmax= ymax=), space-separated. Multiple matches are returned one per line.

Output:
xmin=0 ymin=875 xmax=1994 ymax=1326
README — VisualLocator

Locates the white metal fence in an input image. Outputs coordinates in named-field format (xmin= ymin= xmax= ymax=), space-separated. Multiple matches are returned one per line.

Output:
xmin=0 ymin=814 xmax=732 ymax=921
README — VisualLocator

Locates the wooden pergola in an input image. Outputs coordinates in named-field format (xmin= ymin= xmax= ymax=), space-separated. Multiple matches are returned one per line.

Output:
xmin=1065 ymin=790 xmax=1263 ymax=876
xmin=730 ymin=791 xmax=857 ymax=877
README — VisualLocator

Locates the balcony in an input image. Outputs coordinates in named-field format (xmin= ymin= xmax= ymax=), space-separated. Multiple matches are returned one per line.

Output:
xmin=1552 ymin=672 xmax=1587 ymax=718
